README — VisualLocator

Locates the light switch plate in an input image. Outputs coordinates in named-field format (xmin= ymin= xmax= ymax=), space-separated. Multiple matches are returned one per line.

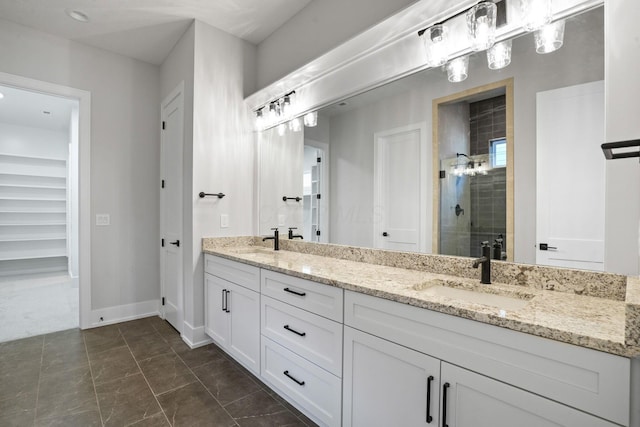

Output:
xmin=278 ymin=214 xmax=285 ymax=226
xmin=220 ymin=214 xmax=229 ymax=228
xmin=96 ymin=214 xmax=110 ymax=226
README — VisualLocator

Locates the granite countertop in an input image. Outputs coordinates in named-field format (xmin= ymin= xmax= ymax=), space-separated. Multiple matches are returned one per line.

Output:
xmin=202 ymin=237 xmax=640 ymax=358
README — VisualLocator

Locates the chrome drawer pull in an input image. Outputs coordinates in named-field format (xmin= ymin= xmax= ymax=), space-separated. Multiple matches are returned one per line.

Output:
xmin=283 ymin=287 xmax=306 ymax=297
xmin=283 ymin=324 xmax=306 ymax=337
xmin=283 ymin=370 xmax=305 ymax=386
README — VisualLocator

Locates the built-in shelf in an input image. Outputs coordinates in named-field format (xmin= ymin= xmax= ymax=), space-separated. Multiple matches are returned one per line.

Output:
xmin=0 ymin=151 xmax=68 ymax=275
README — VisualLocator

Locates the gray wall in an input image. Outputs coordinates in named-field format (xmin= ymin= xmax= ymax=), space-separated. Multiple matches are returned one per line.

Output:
xmin=255 ymin=0 xmax=418 ymax=90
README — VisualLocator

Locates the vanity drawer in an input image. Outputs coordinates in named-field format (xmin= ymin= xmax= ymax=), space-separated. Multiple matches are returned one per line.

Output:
xmin=261 ymin=269 xmax=343 ymax=321
xmin=261 ymin=336 xmax=342 ymax=427
xmin=262 ymin=295 xmax=343 ymax=377
xmin=204 ymin=254 xmax=260 ymax=292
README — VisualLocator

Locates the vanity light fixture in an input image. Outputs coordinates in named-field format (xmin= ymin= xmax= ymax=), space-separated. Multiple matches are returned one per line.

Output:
xmin=282 ymin=90 xmax=296 ymax=119
xmin=303 ymin=111 xmax=318 ymax=127
xmin=420 ymin=24 xmax=449 ymax=67
xmin=487 ymin=39 xmax=512 ymax=69
xmin=255 ymin=108 xmax=265 ymax=130
xmin=447 ymin=56 xmax=469 ymax=82
xmin=268 ymin=102 xmax=279 ymax=123
xmin=519 ymin=0 xmax=552 ymax=31
xmin=467 ymin=2 xmax=497 ymax=51
xmin=534 ymin=20 xmax=565 ymax=54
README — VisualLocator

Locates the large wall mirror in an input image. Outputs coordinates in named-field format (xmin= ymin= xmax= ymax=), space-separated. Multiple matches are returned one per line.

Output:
xmin=259 ymin=5 xmax=611 ymax=271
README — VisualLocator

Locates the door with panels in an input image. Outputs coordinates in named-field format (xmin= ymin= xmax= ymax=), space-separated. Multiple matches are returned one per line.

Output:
xmin=343 ymin=326 xmax=440 ymax=427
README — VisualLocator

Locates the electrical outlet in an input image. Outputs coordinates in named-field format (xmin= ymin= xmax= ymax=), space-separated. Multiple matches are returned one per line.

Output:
xmin=96 ymin=214 xmax=110 ymax=226
xmin=220 ymin=214 xmax=229 ymax=228
xmin=278 ymin=214 xmax=285 ymax=226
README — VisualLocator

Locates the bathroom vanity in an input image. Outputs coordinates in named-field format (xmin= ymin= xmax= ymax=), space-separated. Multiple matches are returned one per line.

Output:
xmin=202 ymin=237 xmax=640 ymax=427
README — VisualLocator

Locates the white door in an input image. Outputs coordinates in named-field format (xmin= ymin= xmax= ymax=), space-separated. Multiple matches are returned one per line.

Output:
xmin=441 ymin=363 xmax=617 ymax=427
xmin=536 ymin=81 xmax=605 ymax=270
xmin=343 ymin=326 xmax=440 ymax=427
xmin=160 ymin=83 xmax=184 ymax=332
xmin=374 ymin=123 xmax=428 ymax=252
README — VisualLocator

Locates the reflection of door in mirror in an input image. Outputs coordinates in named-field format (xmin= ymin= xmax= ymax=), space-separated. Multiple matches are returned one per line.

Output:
xmin=435 ymin=80 xmax=513 ymax=260
xmin=302 ymin=144 xmax=326 ymax=242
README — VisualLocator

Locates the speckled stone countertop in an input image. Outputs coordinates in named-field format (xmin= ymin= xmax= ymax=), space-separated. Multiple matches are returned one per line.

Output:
xmin=202 ymin=237 xmax=640 ymax=358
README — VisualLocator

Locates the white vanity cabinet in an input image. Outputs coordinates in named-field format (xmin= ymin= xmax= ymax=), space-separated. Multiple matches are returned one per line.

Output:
xmin=344 ymin=290 xmax=631 ymax=427
xmin=260 ymin=269 xmax=344 ymax=427
xmin=204 ymin=255 xmax=261 ymax=375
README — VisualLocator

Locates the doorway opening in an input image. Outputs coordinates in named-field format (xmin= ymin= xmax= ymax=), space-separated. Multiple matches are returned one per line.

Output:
xmin=0 ymin=73 xmax=91 ymax=341
xmin=433 ymin=79 xmax=514 ymax=260
xmin=302 ymin=143 xmax=328 ymax=242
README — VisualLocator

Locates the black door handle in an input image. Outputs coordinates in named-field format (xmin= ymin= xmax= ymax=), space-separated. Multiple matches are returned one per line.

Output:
xmin=426 ymin=375 xmax=434 ymax=423
xmin=539 ymin=243 xmax=557 ymax=251
xmin=169 ymin=240 xmax=180 ymax=247
xmin=382 ymin=232 xmax=389 ymax=237
xmin=283 ymin=287 xmax=306 ymax=297
xmin=224 ymin=290 xmax=230 ymax=313
xmin=442 ymin=382 xmax=450 ymax=427
xmin=283 ymin=370 xmax=305 ymax=386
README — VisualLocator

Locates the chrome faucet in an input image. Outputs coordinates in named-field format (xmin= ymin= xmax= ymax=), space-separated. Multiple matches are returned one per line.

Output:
xmin=262 ymin=227 xmax=279 ymax=251
xmin=472 ymin=241 xmax=491 ymax=284
xmin=288 ymin=227 xmax=303 ymax=240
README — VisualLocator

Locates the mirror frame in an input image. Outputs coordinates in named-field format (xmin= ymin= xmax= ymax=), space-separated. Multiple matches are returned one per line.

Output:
xmin=432 ymin=78 xmax=514 ymax=259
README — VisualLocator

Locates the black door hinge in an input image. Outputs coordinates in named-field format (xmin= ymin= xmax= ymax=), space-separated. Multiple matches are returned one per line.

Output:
xmin=316 ymin=230 xmax=321 ymax=236
xmin=161 ymin=238 xmax=165 ymax=247
xmin=317 ymin=157 xmax=322 ymax=163
xmin=161 ymin=179 xmax=165 ymax=189
xmin=162 ymin=121 xmax=166 ymax=130
xmin=316 ymin=194 xmax=321 ymax=199
xmin=439 ymin=170 xmax=446 ymax=179
xmin=162 ymin=297 xmax=165 ymax=306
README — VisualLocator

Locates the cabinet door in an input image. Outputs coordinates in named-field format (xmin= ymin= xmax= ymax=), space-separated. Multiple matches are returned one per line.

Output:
xmin=343 ymin=326 xmax=440 ymax=427
xmin=441 ymin=363 xmax=618 ymax=427
xmin=227 ymin=281 xmax=261 ymax=375
xmin=204 ymin=273 xmax=229 ymax=347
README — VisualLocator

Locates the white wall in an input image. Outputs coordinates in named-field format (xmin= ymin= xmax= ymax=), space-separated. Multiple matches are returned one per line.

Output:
xmin=326 ymin=12 xmax=604 ymax=264
xmin=255 ymin=0 xmax=418 ymax=90
xmin=0 ymin=18 xmax=161 ymax=311
xmin=0 ymin=122 xmax=68 ymax=158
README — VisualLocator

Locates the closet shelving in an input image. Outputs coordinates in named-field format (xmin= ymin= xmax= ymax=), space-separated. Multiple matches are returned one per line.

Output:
xmin=0 ymin=153 xmax=68 ymax=273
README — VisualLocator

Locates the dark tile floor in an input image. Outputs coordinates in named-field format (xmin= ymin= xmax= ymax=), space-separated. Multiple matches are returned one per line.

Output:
xmin=0 ymin=316 xmax=318 ymax=426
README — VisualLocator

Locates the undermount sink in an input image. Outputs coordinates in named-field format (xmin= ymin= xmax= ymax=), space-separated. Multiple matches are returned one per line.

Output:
xmin=411 ymin=279 xmax=534 ymax=311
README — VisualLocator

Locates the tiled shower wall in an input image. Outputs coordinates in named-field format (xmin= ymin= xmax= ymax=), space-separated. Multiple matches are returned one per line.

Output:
xmin=469 ymin=95 xmax=507 ymax=258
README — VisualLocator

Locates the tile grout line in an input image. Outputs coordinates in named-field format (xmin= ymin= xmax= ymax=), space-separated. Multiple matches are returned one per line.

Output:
xmin=167 ymin=339 xmax=240 ymax=426
xmin=32 ymin=335 xmax=45 ymax=427
xmin=83 ymin=330 xmax=107 ymax=427
xmin=121 ymin=325 xmax=173 ymax=427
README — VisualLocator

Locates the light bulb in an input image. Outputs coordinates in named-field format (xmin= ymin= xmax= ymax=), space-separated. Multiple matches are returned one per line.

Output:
xmin=268 ymin=103 xmax=278 ymax=124
xmin=467 ymin=2 xmax=497 ymax=51
xmin=423 ymin=24 xmax=449 ymax=67
xmin=289 ymin=117 xmax=302 ymax=132
xmin=487 ymin=40 xmax=512 ymax=69
xmin=447 ymin=56 xmax=469 ymax=83
xmin=255 ymin=109 xmax=265 ymax=130
xmin=520 ymin=0 xmax=552 ymax=31
xmin=303 ymin=111 xmax=318 ymax=127
xmin=534 ymin=20 xmax=565 ymax=54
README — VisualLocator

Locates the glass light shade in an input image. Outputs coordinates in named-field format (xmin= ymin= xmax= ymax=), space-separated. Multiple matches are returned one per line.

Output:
xmin=282 ymin=95 xmax=293 ymax=119
xmin=268 ymin=103 xmax=278 ymax=124
xmin=534 ymin=20 xmax=565 ymax=54
xmin=255 ymin=109 xmax=265 ymax=130
xmin=277 ymin=123 xmax=287 ymax=136
xmin=303 ymin=111 xmax=318 ymax=127
xmin=289 ymin=117 xmax=302 ymax=132
xmin=447 ymin=56 xmax=469 ymax=83
xmin=467 ymin=2 xmax=497 ymax=51
xmin=487 ymin=39 xmax=512 ymax=69
xmin=520 ymin=0 xmax=552 ymax=31
xmin=423 ymin=24 xmax=449 ymax=67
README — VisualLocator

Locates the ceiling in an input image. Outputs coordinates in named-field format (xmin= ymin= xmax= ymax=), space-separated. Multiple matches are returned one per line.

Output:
xmin=0 ymin=85 xmax=76 ymax=133
xmin=0 ymin=0 xmax=313 ymax=65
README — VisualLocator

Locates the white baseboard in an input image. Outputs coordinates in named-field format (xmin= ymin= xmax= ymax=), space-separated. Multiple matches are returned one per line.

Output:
xmin=181 ymin=321 xmax=212 ymax=349
xmin=86 ymin=299 xmax=160 ymax=329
